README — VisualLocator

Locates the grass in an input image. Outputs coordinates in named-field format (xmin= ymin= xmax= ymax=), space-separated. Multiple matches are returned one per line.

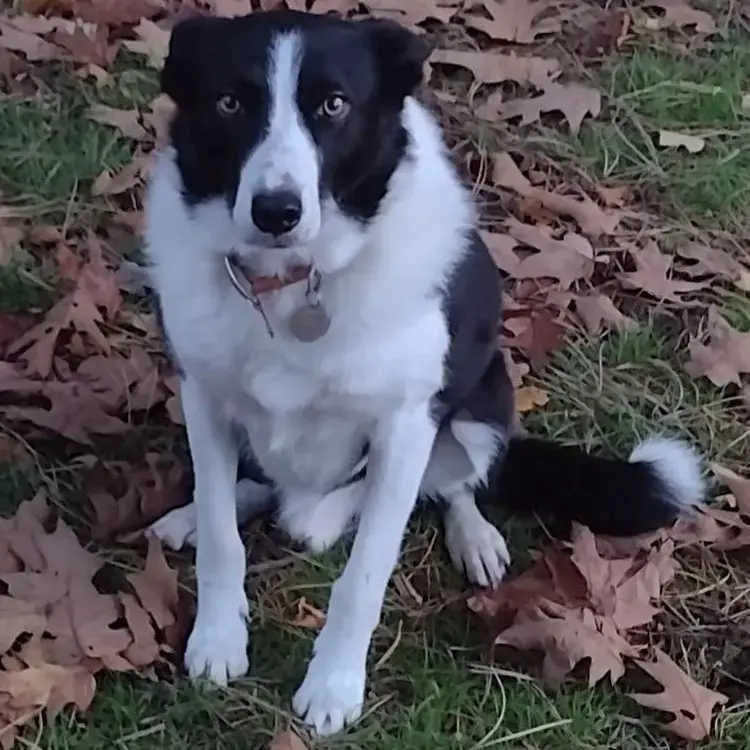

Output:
xmin=1 ymin=11 xmax=750 ymax=750
xmin=539 ymin=33 xmax=750 ymax=228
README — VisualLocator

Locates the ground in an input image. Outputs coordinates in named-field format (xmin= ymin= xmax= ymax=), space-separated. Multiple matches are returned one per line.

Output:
xmin=1 ymin=1 xmax=750 ymax=749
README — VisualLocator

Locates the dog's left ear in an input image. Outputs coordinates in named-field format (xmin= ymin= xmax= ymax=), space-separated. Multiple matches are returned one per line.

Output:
xmin=361 ymin=19 xmax=431 ymax=103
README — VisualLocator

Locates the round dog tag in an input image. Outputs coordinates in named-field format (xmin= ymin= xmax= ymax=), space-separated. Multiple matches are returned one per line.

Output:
xmin=288 ymin=303 xmax=331 ymax=342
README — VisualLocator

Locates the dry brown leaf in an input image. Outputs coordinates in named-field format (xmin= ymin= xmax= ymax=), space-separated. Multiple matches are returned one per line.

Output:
xmin=123 ymin=19 xmax=170 ymax=69
xmin=573 ymin=293 xmax=638 ymax=334
xmin=461 ymin=0 xmax=561 ymax=43
xmin=641 ymin=0 xmax=716 ymax=34
xmin=712 ymin=463 xmax=750 ymax=515
xmin=686 ymin=307 xmax=750 ymax=386
xmin=290 ymin=597 xmax=327 ymax=630
xmin=268 ymin=729 xmax=309 ymax=750
xmin=429 ymin=48 xmax=558 ymax=87
xmin=617 ymin=240 xmax=706 ymax=302
xmin=629 ymin=649 xmax=727 ymax=741
xmin=205 ymin=0 xmax=254 ymax=15
xmin=515 ymin=385 xmax=549 ymax=413
xmin=127 ymin=534 xmax=179 ymax=632
xmin=658 ymin=129 xmax=705 ymax=153
xmin=88 ymin=104 xmax=147 ymax=141
xmin=675 ymin=241 xmax=749 ymax=282
xmin=503 ymin=310 xmax=567 ymax=367
xmin=492 ymin=153 xmax=619 ymax=237
xmin=365 ymin=0 xmax=460 ymax=26
xmin=494 ymin=82 xmax=601 ymax=134
xmin=52 ymin=24 xmax=115 ymax=68
xmin=0 ymin=17 xmax=63 ymax=61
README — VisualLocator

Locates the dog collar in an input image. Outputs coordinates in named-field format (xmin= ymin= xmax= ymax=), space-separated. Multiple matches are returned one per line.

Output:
xmin=223 ymin=255 xmax=330 ymax=342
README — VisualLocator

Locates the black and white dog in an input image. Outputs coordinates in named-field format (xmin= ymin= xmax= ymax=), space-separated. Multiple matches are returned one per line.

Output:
xmin=144 ymin=9 xmax=703 ymax=735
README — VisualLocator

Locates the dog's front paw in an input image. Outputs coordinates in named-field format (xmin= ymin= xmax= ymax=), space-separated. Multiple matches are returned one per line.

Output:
xmin=150 ymin=503 xmax=197 ymax=550
xmin=292 ymin=637 xmax=366 ymax=735
xmin=185 ymin=592 xmax=249 ymax=685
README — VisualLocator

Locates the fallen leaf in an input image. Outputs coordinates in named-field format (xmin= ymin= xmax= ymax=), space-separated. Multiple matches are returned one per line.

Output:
xmin=461 ymin=0 xmax=561 ymax=43
xmin=641 ymin=0 xmax=716 ymax=34
xmin=617 ymin=241 xmax=706 ymax=302
xmin=686 ymin=307 xmax=750 ymax=386
xmin=289 ymin=597 xmax=326 ymax=629
xmin=268 ymin=728 xmax=309 ymax=750
xmin=430 ymin=48 xmax=559 ymax=87
xmin=515 ymin=384 xmax=549 ymax=412
xmin=127 ymin=534 xmax=179 ymax=632
xmin=87 ymin=104 xmax=147 ymax=141
xmin=492 ymin=153 xmax=619 ymax=237
xmin=675 ymin=241 xmax=748 ymax=282
xmin=52 ymin=24 xmax=115 ymax=68
xmin=573 ymin=293 xmax=638 ymax=334
xmin=712 ymin=463 xmax=750 ymax=515
xmin=122 ymin=19 xmax=169 ymax=69
xmin=658 ymin=129 xmax=705 ymax=154
xmin=629 ymin=649 xmax=727 ymax=741
xmin=365 ymin=0 xmax=460 ymax=26
xmin=0 ymin=18 xmax=63 ymax=61
xmin=491 ymin=82 xmax=601 ymax=134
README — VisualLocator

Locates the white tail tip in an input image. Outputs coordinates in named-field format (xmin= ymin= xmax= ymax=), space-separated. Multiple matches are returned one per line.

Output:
xmin=629 ymin=437 xmax=704 ymax=508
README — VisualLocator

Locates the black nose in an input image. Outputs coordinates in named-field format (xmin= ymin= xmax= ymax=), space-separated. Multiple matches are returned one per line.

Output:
xmin=251 ymin=190 xmax=302 ymax=236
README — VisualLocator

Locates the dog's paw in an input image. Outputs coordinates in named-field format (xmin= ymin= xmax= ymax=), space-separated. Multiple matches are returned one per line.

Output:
xmin=185 ymin=592 xmax=249 ymax=685
xmin=150 ymin=504 xmax=197 ymax=550
xmin=445 ymin=503 xmax=510 ymax=588
xmin=292 ymin=636 xmax=366 ymax=735
xmin=279 ymin=486 xmax=360 ymax=554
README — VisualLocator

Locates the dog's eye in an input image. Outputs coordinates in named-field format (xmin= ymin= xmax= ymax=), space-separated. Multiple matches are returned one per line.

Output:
xmin=216 ymin=94 xmax=241 ymax=117
xmin=317 ymin=93 xmax=350 ymax=121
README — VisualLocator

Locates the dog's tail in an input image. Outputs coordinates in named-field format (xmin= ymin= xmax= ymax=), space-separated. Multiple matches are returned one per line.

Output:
xmin=494 ymin=436 xmax=703 ymax=536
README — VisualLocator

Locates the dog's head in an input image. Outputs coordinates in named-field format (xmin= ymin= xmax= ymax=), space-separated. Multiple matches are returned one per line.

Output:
xmin=161 ymin=10 xmax=429 ymax=265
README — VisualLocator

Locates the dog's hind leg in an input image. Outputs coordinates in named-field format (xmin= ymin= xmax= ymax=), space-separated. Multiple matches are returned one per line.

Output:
xmin=420 ymin=416 xmax=510 ymax=588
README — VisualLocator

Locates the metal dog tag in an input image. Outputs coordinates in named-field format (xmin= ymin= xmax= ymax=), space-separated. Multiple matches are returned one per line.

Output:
xmin=288 ymin=303 xmax=331 ymax=342
xmin=288 ymin=268 xmax=330 ymax=342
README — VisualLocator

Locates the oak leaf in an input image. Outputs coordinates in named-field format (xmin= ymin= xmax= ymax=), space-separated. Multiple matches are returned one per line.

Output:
xmin=675 ymin=241 xmax=749 ymax=282
xmin=268 ymin=729 xmax=309 ymax=750
xmin=127 ymin=534 xmax=179 ymax=632
xmin=429 ymin=48 xmax=558 ymax=87
xmin=122 ymin=19 xmax=169 ymax=69
xmin=462 ymin=0 xmax=561 ymax=43
xmin=641 ymin=0 xmax=716 ymax=34
xmin=686 ymin=307 xmax=750 ymax=386
xmin=492 ymin=153 xmax=619 ymax=237
xmin=573 ymin=293 xmax=638 ymax=334
xmin=88 ymin=104 xmax=147 ymax=141
xmin=629 ymin=649 xmax=727 ymax=741
xmin=365 ymin=0 xmax=461 ymax=26
xmin=493 ymin=82 xmax=601 ymax=134
xmin=617 ymin=241 xmax=706 ymax=302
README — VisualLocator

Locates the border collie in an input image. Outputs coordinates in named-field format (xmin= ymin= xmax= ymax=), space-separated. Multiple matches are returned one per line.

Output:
xmin=144 ymin=10 xmax=703 ymax=736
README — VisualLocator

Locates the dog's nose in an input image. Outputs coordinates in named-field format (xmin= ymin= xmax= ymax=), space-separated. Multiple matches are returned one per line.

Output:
xmin=251 ymin=190 xmax=302 ymax=236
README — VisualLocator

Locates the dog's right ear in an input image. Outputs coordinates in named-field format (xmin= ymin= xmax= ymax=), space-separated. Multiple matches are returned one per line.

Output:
xmin=161 ymin=15 xmax=217 ymax=107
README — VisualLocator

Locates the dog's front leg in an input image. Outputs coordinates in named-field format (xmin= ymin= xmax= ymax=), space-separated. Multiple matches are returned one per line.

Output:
xmin=293 ymin=402 xmax=438 ymax=735
xmin=180 ymin=375 xmax=249 ymax=684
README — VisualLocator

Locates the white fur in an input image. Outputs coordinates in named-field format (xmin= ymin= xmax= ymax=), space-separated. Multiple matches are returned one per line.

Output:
xmin=232 ymin=33 xmax=321 ymax=249
xmin=145 ymin=50 xmax=477 ymax=730
xmin=629 ymin=437 xmax=704 ymax=508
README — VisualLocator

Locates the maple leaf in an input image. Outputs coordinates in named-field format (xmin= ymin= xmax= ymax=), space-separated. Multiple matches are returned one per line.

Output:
xmin=617 ymin=240 xmax=706 ymax=303
xmin=686 ymin=307 xmax=750 ymax=386
xmin=629 ymin=649 xmax=727 ymax=741
xmin=488 ymin=82 xmax=601 ymax=134
xmin=461 ymin=0 xmax=559 ymax=43
xmin=429 ymin=49 xmax=559 ymax=87
xmin=492 ymin=152 xmax=619 ymax=237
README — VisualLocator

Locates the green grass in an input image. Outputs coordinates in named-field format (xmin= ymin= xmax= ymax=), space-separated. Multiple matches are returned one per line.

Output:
xmin=3 ymin=27 xmax=750 ymax=750
xmin=542 ymin=34 xmax=750 ymax=227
